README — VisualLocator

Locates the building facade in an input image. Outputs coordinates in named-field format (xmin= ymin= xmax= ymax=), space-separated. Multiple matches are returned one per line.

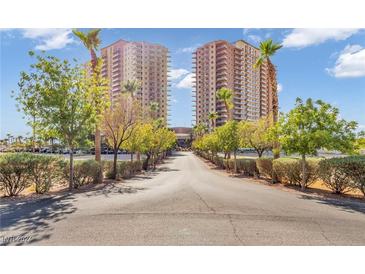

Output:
xmin=193 ymin=40 xmax=271 ymax=130
xmin=101 ymin=39 xmax=170 ymax=123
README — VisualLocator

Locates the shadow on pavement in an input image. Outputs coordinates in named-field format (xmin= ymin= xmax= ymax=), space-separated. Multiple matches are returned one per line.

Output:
xmin=0 ymin=194 xmax=77 ymax=246
xmin=299 ymin=194 xmax=365 ymax=215
xmin=80 ymin=182 xmax=147 ymax=198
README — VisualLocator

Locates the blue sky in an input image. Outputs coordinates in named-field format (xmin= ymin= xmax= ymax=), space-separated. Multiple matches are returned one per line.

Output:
xmin=1 ymin=28 xmax=365 ymax=139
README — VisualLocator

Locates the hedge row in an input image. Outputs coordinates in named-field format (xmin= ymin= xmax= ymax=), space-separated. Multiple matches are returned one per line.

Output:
xmin=196 ymin=152 xmax=365 ymax=197
xmin=103 ymin=160 xmax=143 ymax=180
xmin=0 ymin=153 xmax=143 ymax=197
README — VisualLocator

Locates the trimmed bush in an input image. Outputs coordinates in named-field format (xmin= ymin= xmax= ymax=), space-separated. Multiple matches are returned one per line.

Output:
xmin=118 ymin=160 xmax=143 ymax=179
xmin=0 ymin=153 xmax=32 ymax=196
xmin=223 ymin=158 xmax=258 ymax=176
xmin=28 ymin=154 xmax=65 ymax=194
xmin=102 ymin=160 xmax=115 ymax=179
xmin=346 ymin=156 xmax=365 ymax=197
xmin=256 ymin=158 xmax=273 ymax=179
xmin=103 ymin=160 xmax=143 ymax=180
xmin=345 ymin=156 xmax=365 ymax=197
xmin=237 ymin=158 xmax=258 ymax=176
xmin=318 ymin=156 xmax=364 ymax=195
xmin=67 ymin=160 xmax=102 ymax=188
xmin=212 ymin=156 xmax=224 ymax=168
xmin=273 ymin=158 xmax=320 ymax=187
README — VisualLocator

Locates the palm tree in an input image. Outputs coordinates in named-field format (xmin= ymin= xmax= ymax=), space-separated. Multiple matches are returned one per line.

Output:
xmin=254 ymin=39 xmax=282 ymax=123
xmin=121 ymin=79 xmax=141 ymax=99
xmin=208 ymin=111 xmax=218 ymax=131
xmin=254 ymin=38 xmax=282 ymax=159
xmin=216 ymin=88 xmax=233 ymax=121
xmin=73 ymin=29 xmax=103 ymax=175
xmin=149 ymin=102 xmax=159 ymax=120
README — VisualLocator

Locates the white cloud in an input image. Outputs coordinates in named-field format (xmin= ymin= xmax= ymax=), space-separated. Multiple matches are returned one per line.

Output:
xmin=176 ymin=73 xmax=194 ymax=89
xmin=169 ymin=68 xmax=189 ymax=80
xmin=248 ymin=34 xmax=262 ymax=44
xmin=177 ymin=44 xmax=201 ymax=53
xmin=277 ymin=83 xmax=283 ymax=93
xmin=326 ymin=44 xmax=365 ymax=78
xmin=282 ymin=28 xmax=359 ymax=48
xmin=21 ymin=28 xmax=74 ymax=50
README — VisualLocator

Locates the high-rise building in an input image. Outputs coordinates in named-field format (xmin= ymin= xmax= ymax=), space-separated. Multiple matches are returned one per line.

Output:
xmin=101 ymin=39 xmax=170 ymax=123
xmin=193 ymin=40 xmax=271 ymax=130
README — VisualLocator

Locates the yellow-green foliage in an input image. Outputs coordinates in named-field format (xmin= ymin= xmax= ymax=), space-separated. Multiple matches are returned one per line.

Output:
xmin=273 ymin=157 xmax=320 ymax=187
xmin=256 ymin=158 xmax=273 ymax=179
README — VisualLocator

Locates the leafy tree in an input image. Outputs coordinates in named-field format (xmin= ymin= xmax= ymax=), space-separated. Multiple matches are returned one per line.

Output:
xmin=14 ymin=54 xmax=43 ymax=153
xmin=254 ymin=38 xmax=282 ymax=159
xmin=73 ymin=28 xmax=105 ymax=182
xmin=134 ymin=123 xmax=176 ymax=170
xmin=193 ymin=123 xmax=208 ymax=139
xmin=238 ymin=115 xmax=273 ymax=157
xmin=278 ymin=98 xmax=357 ymax=189
xmin=16 ymin=52 xmax=99 ymax=189
xmin=101 ymin=94 xmax=140 ymax=179
xmin=356 ymin=131 xmax=365 ymax=151
xmin=216 ymin=121 xmax=240 ymax=172
xmin=216 ymin=87 xmax=233 ymax=121
xmin=122 ymin=122 xmax=145 ymax=162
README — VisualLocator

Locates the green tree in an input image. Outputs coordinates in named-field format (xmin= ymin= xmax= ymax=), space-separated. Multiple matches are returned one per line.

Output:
xmin=238 ymin=115 xmax=273 ymax=157
xmin=254 ymin=38 xmax=282 ymax=159
xmin=216 ymin=88 xmax=233 ymax=121
xmin=72 ymin=28 xmax=105 ymax=181
xmin=16 ymin=53 xmax=99 ymax=189
xmin=278 ymin=98 xmax=357 ymax=189
xmin=193 ymin=123 xmax=208 ymax=139
xmin=101 ymin=94 xmax=140 ymax=179
xmin=216 ymin=121 xmax=240 ymax=172
xmin=14 ymin=55 xmax=42 ymax=153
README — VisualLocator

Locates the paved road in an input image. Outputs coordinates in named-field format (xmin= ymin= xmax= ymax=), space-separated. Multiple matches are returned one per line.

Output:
xmin=1 ymin=151 xmax=365 ymax=245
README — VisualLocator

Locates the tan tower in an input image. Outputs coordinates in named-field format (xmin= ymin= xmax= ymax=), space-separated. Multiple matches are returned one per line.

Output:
xmin=101 ymin=39 xmax=169 ymax=123
xmin=193 ymin=39 xmax=271 ymax=130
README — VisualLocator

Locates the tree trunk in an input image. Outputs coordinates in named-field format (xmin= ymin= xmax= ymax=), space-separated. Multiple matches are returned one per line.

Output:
xmin=94 ymin=125 xmax=103 ymax=183
xmin=112 ymin=149 xmax=118 ymax=180
xmin=50 ymin=138 xmax=54 ymax=153
xmin=143 ymin=154 xmax=150 ymax=170
xmin=234 ymin=151 xmax=237 ymax=174
xmin=267 ymin=60 xmax=280 ymax=160
xmin=32 ymin=119 xmax=36 ymax=153
xmin=137 ymin=152 xmax=141 ymax=161
xmin=131 ymin=153 xmax=134 ymax=162
xmin=69 ymin=148 xmax=74 ymax=190
xmin=153 ymin=154 xmax=156 ymax=170
xmin=301 ymin=154 xmax=307 ymax=190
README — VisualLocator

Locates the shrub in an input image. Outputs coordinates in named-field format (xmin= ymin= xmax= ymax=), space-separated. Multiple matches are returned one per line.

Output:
xmin=319 ymin=156 xmax=364 ymax=195
xmin=102 ymin=160 xmax=115 ymax=179
xmin=103 ymin=160 xmax=143 ymax=180
xmin=273 ymin=158 xmax=320 ymax=187
xmin=345 ymin=156 xmax=365 ymax=197
xmin=223 ymin=158 xmax=258 ymax=176
xmin=130 ymin=161 xmax=143 ymax=174
xmin=0 ymin=153 xmax=32 ymax=196
xmin=237 ymin=158 xmax=258 ymax=176
xmin=256 ymin=158 xmax=273 ymax=179
xmin=67 ymin=160 xmax=102 ymax=188
xmin=212 ymin=156 xmax=224 ymax=168
xmin=28 ymin=154 xmax=65 ymax=194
